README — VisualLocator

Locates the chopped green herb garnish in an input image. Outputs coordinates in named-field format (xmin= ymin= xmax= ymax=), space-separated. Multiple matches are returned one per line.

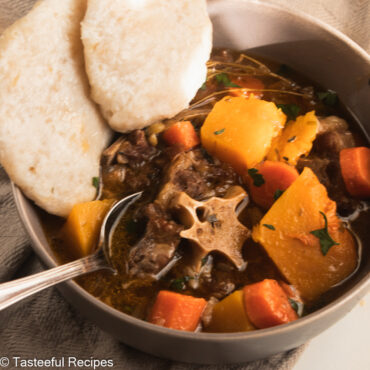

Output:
xmin=201 ymin=256 xmax=208 ymax=266
xmin=207 ymin=214 xmax=219 ymax=228
xmin=287 ymin=136 xmax=296 ymax=143
xmin=274 ymin=189 xmax=284 ymax=201
xmin=200 ymin=81 xmax=207 ymax=90
xmin=317 ymin=90 xmax=337 ymax=106
xmin=288 ymin=298 xmax=304 ymax=316
xmin=92 ymin=176 xmax=99 ymax=190
xmin=248 ymin=168 xmax=265 ymax=187
xmin=282 ymin=156 xmax=289 ymax=161
xmin=310 ymin=211 xmax=339 ymax=255
xmin=214 ymin=128 xmax=225 ymax=135
xmin=263 ymin=224 xmax=275 ymax=230
xmin=276 ymin=104 xmax=301 ymax=121
xmin=215 ymin=73 xmax=241 ymax=88
xmin=170 ymin=276 xmax=193 ymax=291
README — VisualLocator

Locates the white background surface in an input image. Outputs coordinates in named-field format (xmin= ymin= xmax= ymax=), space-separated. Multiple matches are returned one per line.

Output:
xmin=294 ymin=292 xmax=370 ymax=370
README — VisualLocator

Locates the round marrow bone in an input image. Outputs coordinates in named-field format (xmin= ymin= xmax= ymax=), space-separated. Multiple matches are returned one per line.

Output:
xmin=170 ymin=186 xmax=251 ymax=272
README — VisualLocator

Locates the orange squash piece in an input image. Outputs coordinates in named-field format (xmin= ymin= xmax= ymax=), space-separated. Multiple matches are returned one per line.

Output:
xmin=201 ymin=96 xmax=286 ymax=173
xmin=267 ymin=111 xmax=318 ymax=165
xmin=252 ymin=168 xmax=357 ymax=302
xmin=207 ymin=290 xmax=255 ymax=332
xmin=62 ymin=199 xmax=114 ymax=257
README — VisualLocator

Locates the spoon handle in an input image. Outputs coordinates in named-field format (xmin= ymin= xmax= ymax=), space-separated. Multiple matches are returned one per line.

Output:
xmin=0 ymin=253 xmax=107 ymax=311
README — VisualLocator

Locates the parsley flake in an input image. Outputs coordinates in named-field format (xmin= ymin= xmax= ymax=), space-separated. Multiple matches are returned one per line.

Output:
xmin=248 ymin=168 xmax=265 ymax=187
xmin=214 ymin=128 xmax=225 ymax=135
xmin=282 ymin=156 xmax=289 ymax=161
xmin=310 ymin=211 xmax=339 ymax=255
xmin=200 ymin=81 xmax=207 ymax=90
xmin=274 ymin=189 xmax=284 ymax=201
xmin=276 ymin=104 xmax=301 ymax=121
xmin=288 ymin=298 xmax=304 ymax=316
xmin=317 ymin=90 xmax=337 ymax=106
xmin=92 ymin=177 xmax=99 ymax=190
xmin=263 ymin=224 xmax=275 ymax=230
xmin=215 ymin=73 xmax=241 ymax=88
xmin=287 ymin=136 xmax=296 ymax=143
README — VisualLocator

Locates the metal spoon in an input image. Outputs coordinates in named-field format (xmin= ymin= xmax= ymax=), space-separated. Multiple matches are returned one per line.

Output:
xmin=0 ymin=191 xmax=142 ymax=311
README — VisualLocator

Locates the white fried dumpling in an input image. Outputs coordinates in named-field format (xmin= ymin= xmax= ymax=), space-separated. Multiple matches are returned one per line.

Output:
xmin=0 ymin=0 xmax=112 ymax=217
xmin=81 ymin=0 xmax=212 ymax=132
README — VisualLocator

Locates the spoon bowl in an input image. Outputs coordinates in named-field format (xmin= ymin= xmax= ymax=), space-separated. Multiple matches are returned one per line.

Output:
xmin=0 ymin=191 xmax=142 ymax=311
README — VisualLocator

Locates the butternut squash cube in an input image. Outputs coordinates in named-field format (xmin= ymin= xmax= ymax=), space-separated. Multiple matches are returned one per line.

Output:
xmin=252 ymin=168 xmax=357 ymax=302
xmin=207 ymin=290 xmax=255 ymax=332
xmin=267 ymin=111 xmax=318 ymax=165
xmin=62 ymin=199 xmax=114 ymax=257
xmin=201 ymin=96 xmax=286 ymax=173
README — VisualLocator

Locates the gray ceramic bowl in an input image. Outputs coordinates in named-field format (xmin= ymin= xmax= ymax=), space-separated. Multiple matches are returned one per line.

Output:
xmin=12 ymin=0 xmax=370 ymax=364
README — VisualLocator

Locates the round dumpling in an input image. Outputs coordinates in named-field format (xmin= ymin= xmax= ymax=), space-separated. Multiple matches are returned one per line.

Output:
xmin=81 ymin=0 xmax=212 ymax=133
xmin=0 ymin=0 xmax=112 ymax=217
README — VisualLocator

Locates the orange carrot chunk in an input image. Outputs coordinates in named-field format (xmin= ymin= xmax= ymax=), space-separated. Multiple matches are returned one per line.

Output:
xmin=162 ymin=121 xmax=200 ymax=151
xmin=148 ymin=291 xmax=207 ymax=331
xmin=243 ymin=279 xmax=298 ymax=329
xmin=340 ymin=147 xmax=370 ymax=198
xmin=245 ymin=160 xmax=299 ymax=209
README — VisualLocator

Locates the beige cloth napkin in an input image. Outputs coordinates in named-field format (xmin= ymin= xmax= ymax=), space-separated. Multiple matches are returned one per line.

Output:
xmin=0 ymin=0 xmax=367 ymax=369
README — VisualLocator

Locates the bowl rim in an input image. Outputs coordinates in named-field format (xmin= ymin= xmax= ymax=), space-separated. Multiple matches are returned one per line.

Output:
xmin=11 ymin=0 xmax=370 ymax=343
xmin=210 ymin=0 xmax=369 ymax=60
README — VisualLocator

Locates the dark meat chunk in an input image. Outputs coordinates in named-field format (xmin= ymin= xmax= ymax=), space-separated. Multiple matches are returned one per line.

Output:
xmin=173 ymin=169 xmax=209 ymax=200
xmin=318 ymin=115 xmax=349 ymax=133
xmin=201 ymin=272 xmax=236 ymax=300
xmin=193 ymin=154 xmax=239 ymax=197
xmin=101 ymin=130 xmax=157 ymax=168
xmin=156 ymin=150 xmax=239 ymax=207
xmin=100 ymin=131 xmax=166 ymax=198
xmin=128 ymin=203 xmax=183 ymax=278
xmin=117 ymin=130 xmax=157 ymax=167
xmin=297 ymin=156 xmax=360 ymax=216
xmin=314 ymin=130 xmax=354 ymax=156
xmin=297 ymin=157 xmax=331 ymax=188
xmin=156 ymin=151 xmax=210 ymax=207
xmin=313 ymin=116 xmax=354 ymax=156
